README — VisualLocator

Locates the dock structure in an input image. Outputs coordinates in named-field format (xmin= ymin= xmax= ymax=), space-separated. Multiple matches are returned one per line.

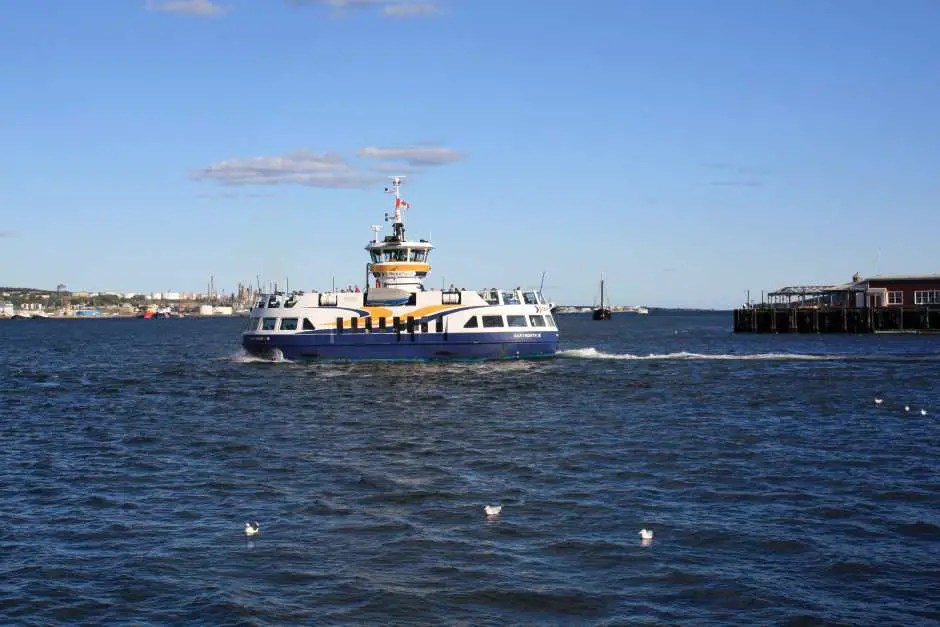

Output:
xmin=734 ymin=274 xmax=940 ymax=334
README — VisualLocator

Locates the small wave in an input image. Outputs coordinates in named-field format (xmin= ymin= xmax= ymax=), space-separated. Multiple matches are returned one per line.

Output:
xmin=228 ymin=350 xmax=292 ymax=364
xmin=558 ymin=347 xmax=940 ymax=362
xmin=558 ymin=348 xmax=837 ymax=361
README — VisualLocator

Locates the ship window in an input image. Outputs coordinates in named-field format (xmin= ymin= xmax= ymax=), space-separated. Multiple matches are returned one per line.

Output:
xmin=481 ymin=315 xmax=503 ymax=328
xmin=379 ymin=317 xmax=387 ymax=330
xmin=529 ymin=315 xmax=545 ymax=327
xmin=303 ymin=318 xmax=315 ymax=330
xmin=251 ymin=317 xmax=263 ymax=330
xmin=410 ymin=249 xmax=427 ymax=262
xmin=436 ymin=317 xmax=444 ymax=332
xmin=420 ymin=320 xmax=428 ymax=333
xmin=365 ymin=317 xmax=373 ymax=332
xmin=502 ymin=291 xmax=520 ymax=305
xmin=336 ymin=317 xmax=344 ymax=333
xmin=371 ymin=251 xmax=381 ymax=263
xmin=280 ymin=318 xmax=298 ymax=331
xmin=351 ymin=317 xmax=359 ymax=332
xmin=262 ymin=318 xmax=277 ymax=330
xmin=543 ymin=314 xmax=556 ymax=327
xmin=507 ymin=315 xmax=527 ymax=327
xmin=523 ymin=291 xmax=539 ymax=305
xmin=479 ymin=290 xmax=499 ymax=305
xmin=406 ymin=316 xmax=415 ymax=333
xmin=464 ymin=316 xmax=478 ymax=328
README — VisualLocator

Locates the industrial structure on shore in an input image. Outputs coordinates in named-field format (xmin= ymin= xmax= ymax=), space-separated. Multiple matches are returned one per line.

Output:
xmin=0 ymin=278 xmax=258 ymax=319
xmin=734 ymin=273 xmax=940 ymax=333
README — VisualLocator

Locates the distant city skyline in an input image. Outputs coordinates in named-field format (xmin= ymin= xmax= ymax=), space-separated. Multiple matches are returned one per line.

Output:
xmin=2 ymin=0 xmax=938 ymax=308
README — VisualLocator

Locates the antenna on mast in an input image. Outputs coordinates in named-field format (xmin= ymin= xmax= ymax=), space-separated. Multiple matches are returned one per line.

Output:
xmin=383 ymin=175 xmax=409 ymax=241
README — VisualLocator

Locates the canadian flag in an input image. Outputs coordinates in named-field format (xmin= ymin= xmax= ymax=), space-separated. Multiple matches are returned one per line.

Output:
xmin=396 ymin=197 xmax=411 ymax=209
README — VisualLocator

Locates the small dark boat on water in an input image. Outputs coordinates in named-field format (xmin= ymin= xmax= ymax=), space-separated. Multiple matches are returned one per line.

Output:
xmin=592 ymin=277 xmax=612 ymax=320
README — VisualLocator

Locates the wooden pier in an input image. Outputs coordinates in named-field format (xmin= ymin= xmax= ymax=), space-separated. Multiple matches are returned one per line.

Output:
xmin=733 ymin=306 xmax=940 ymax=334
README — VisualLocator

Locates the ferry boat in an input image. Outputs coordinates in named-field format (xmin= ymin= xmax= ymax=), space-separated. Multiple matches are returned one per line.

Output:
xmin=242 ymin=177 xmax=559 ymax=361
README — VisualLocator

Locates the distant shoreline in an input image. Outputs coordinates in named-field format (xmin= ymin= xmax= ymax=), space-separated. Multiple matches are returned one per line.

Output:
xmin=552 ymin=308 xmax=731 ymax=314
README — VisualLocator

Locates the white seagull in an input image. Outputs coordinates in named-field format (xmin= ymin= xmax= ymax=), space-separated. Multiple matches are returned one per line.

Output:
xmin=921 ymin=409 xmax=928 ymax=416
xmin=905 ymin=405 xmax=910 ymax=412
xmin=483 ymin=505 xmax=502 ymax=517
xmin=639 ymin=529 xmax=654 ymax=541
xmin=874 ymin=398 xmax=883 ymax=406
xmin=244 ymin=521 xmax=260 ymax=537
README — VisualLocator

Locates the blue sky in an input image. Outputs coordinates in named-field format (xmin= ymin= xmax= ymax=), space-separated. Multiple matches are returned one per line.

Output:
xmin=1 ymin=0 xmax=938 ymax=308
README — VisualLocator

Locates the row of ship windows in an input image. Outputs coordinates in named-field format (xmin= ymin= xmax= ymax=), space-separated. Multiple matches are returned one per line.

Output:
xmin=370 ymin=250 xmax=429 ymax=263
xmin=465 ymin=314 xmax=554 ymax=328
xmin=250 ymin=313 xmax=556 ymax=332
xmin=257 ymin=290 xmax=544 ymax=310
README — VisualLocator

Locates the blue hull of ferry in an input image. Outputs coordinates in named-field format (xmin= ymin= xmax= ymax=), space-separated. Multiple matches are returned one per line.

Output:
xmin=242 ymin=331 xmax=559 ymax=361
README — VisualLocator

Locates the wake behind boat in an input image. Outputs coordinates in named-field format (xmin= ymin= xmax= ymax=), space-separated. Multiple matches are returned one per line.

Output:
xmin=242 ymin=177 xmax=559 ymax=360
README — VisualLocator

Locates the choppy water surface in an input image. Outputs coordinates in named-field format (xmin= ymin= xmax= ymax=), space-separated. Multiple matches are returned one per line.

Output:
xmin=1 ymin=313 xmax=938 ymax=625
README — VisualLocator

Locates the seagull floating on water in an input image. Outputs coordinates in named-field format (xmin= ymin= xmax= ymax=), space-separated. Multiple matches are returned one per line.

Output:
xmin=905 ymin=405 xmax=910 ymax=412
xmin=874 ymin=398 xmax=883 ymax=406
xmin=484 ymin=505 xmax=502 ymax=517
xmin=244 ymin=521 xmax=260 ymax=537
xmin=921 ymin=409 xmax=928 ymax=416
xmin=639 ymin=529 xmax=654 ymax=541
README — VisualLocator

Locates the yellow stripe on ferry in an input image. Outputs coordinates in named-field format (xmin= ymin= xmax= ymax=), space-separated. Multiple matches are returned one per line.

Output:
xmin=369 ymin=263 xmax=431 ymax=273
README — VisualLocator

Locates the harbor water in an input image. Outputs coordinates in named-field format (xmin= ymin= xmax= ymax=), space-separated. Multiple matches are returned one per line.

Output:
xmin=1 ymin=313 xmax=938 ymax=624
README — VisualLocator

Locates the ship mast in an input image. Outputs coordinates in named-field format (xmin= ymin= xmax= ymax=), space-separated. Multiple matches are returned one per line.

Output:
xmin=367 ymin=176 xmax=432 ymax=292
xmin=385 ymin=175 xmax=407 ymax=241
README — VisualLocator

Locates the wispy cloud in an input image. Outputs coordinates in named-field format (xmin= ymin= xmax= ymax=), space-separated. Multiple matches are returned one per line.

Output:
xmin=146 ymin=0 xmax=231 ymax=16
xmin=291 ymin=0 xmax=443 ymax=17
xmin=359 ymin=145 xmax=463 ymax=166
xmin=192 ymin=151 xmax=378 ymax=188
xmin=193 ymin=144 xmax=462 ymax=187
xmin=0 ymin=230 xmax=15 ymax=238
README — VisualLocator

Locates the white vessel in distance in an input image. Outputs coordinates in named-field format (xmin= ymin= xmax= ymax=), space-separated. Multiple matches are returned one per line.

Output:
xmin=241 ymin=176 xmax=559 ymax=360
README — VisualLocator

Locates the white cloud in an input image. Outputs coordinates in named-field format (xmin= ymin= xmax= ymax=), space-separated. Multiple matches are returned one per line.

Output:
xmin=359 ymin=145 xmax=463 ymax=166
xmin=193 ymin=145 xmax=462 ymax=187
xmin=291 ymin=0 xmax=443 ymax=17
xmin=192 ymin=151 xmax=378 ymax=188
xmin=146 ymin=0 xmax=231 ymax=16
xmin=292 ymin=0 xmax=383 ymax=7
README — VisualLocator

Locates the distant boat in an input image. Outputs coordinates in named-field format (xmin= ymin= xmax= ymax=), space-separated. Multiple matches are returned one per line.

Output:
xmin=592 ymin=276 xmax=612 ymax=320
